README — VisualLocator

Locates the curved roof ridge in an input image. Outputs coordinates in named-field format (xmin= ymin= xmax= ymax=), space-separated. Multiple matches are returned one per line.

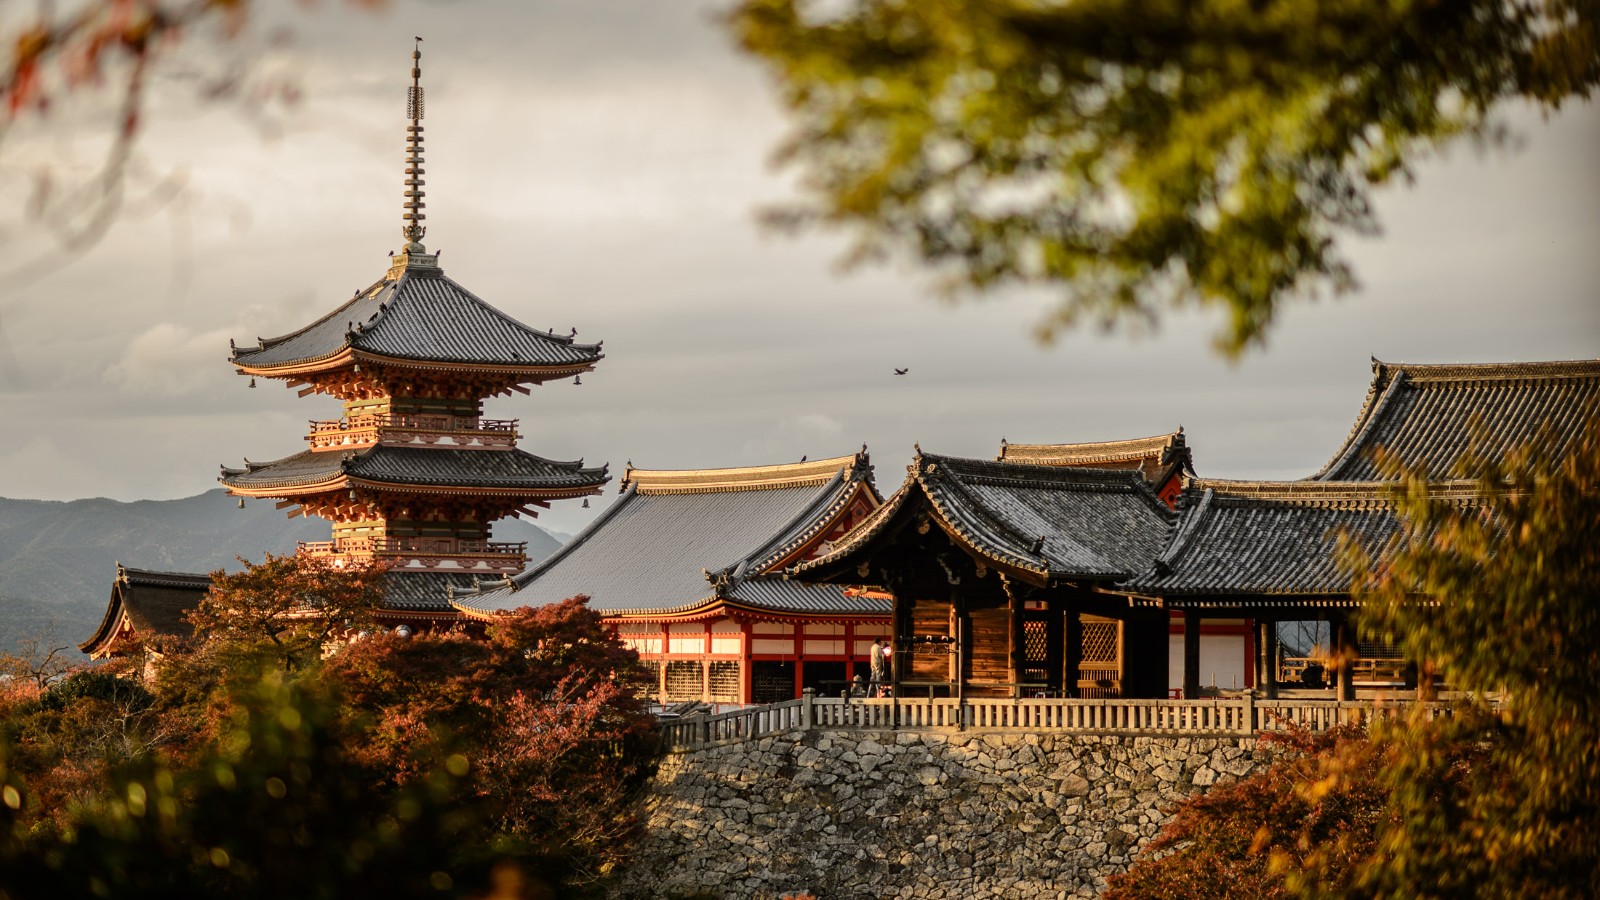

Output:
xmin=998 ymin=430 xmax=1182 ymax=460
xmin=241 ymin=277 xmax=392 ymax=356
xmin=1151 ymin=487 xmax=1214 ymax=575
xmin=1309 ymin=365 xmax=1406 ymax=481
xmin=741 ymin=471 xmax=864 ymax=574
xmin=1376 ymin=358 xmax=1600 ymax=382
xmin=118 ymin=565 xmax=214 ymax=587
xmin=623 ymin=453 xmax=864 ymax=495
xmin=917 ymin=458 xmax=1054 ymax=575
xmin=786 ymin=463 xmax=918 ymax=577
xmin=1191 ymin=477 xmax=1484 ymax=503
xmin=505 ymin=481 xmax=642 ymax=593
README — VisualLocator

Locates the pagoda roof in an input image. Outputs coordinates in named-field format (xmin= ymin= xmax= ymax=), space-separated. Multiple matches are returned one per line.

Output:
xmin=1312 ymin=358 xmax=1600 ymax=481
xmin=1120 ymin=479 xmax=1482 ymax=607
xmin=220 ymin=445 xmax=608 ymax=494
xmin=453 ymin=452 xmax=881 ymax=618
xmin=80 ymin=565 xmax=211 ymax=657
xmin=231 ymin=264 xmax=602 ymax=375
xmin=998 ymin=430 xmax=1195 ymax=486
xmin=795 ymin=452 xmax=1175 ymax=586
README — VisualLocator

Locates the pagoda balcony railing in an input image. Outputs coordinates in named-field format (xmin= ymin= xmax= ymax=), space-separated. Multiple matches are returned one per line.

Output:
xmin=307 ymin=414 xmax=519 ymax=451
xmin=298 ymin=537 xmax=526 ymax=573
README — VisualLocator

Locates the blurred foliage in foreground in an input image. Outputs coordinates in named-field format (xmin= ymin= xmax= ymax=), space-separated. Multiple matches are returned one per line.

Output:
xmin=728 ymin=0 xmax=1600 ymax=354
xmin=0 ymin=557 xmax=657 ymax=900
xmin=1108 ymin=423 xmax=1600 ymax=897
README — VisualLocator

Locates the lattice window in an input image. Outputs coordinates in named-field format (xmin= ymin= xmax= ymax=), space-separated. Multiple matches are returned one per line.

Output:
xmin=1023 ymin=620 xmax=1050 ymax=685
xmin=664 ymin=660 xmax=703 ymax=702
xmin=1024 ymin=620 xmax=1048 ymax=661
xmin=751 ymin=660 xmax=795 ymax=704
xmin=708 ymin=661 xmax=741 ymax=703
xmin=1082 ymin=620 xmax=1119 ymax=663
xmin=635 ymin=659 xmax=662 ymax=701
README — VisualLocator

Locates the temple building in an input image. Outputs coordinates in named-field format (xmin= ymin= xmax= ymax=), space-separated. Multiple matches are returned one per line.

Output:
xmin=788 ymin=451 xmax=1178 ymax=699
xmin=83 ymin=44 xmax=607 ymax=656
xmin=1127 ymin=357 xmax=1600 ymax=700
xmin=80 ymin=566 xmax=211 ymax=662
xmin=453 ymin=452 xmax=885 ymax=705
xmin=218 ymin=43 xmax=607 ymax=628
xmin=994 ymin=431 xmax=1248 ymax=693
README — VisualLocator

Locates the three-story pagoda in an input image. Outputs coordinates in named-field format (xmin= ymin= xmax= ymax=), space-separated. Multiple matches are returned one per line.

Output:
xmin=220 ymin=43 xmax=607 ymax=624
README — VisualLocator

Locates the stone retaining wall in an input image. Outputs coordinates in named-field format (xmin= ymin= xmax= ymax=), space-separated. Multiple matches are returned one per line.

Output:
xmin=609 ymin=730 xmax=1271 ymax=900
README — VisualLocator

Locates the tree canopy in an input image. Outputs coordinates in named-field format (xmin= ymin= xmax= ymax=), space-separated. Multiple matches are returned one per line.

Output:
xmin=0 ymin=553 xmax=658 ymax=898
xmin=728 ymin=0 xmax=1600 ymax=354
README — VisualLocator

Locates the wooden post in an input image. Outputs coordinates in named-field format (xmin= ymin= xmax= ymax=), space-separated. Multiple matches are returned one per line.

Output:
xmin=1261 ymin=619 xmax=1279 ymax=700
xmin=1044 ymin=602 xmax=1064 ymax=696
xmin=801 ymin=687 xmax=815 ymax=730
xmin=1062 ymin=612 xmax=1083 ymax=699
xmin=1005 ymin=579 xmax=1024 ymax=699
xmin=1183 ymin=609 xmax=1202 ymax=700
xmin=1334 ymin=616 xmax=1356 ymax=702
xmin=890 ymin=585 xmax=909 ymax=700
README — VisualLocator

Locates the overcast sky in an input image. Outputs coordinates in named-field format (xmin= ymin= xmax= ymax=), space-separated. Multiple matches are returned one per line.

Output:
xmin=0 ymin=0 xmax=1596 ymax=537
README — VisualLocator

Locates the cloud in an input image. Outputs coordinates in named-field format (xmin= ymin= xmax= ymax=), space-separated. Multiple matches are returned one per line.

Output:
xmin=103 ymin=321 xmax=246 ymax=396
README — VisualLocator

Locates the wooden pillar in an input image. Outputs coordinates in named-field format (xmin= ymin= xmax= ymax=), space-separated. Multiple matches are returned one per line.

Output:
xmin=740 ymin=620 xmax=754 ymax=705
xmin=947 ymin=599 xmax=961 ymax=689
xmin=1182 ymin=609 xmax=1202 ymax=700
xmin=1260 ymin=619 xmax=1279 ymax=700
xmin=1334 ymin=615 xmax=1356 ymax=702
xmin=954 ymin=595 xmax=971 ymax=702
xmin=1005 ymin=579 xmax=1024 ymax=699
xmin=1253 ymin=619 xmax=1268 ymax=694
xmin=1044 ymin=603 xmax=1064 ymax=696
xmin=1062 ymin=612 xmax=1083 ymax=699
xmin=891 ymin=588 xmax=910 ymax=697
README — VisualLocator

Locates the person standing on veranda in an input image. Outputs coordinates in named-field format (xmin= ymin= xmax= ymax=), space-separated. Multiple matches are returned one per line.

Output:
xmin=869 ymin=637 xmax=891 ymax=697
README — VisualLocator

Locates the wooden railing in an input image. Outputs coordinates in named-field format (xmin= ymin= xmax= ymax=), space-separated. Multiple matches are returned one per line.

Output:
xmin=657 ymin=690 xmax=1467 ymax=752
xmin=309 ymin=414 xmax=518 ymax=433
xmin=299 ymin=538 xmax=527 ymax=559
xmin=306 ymin=414 xmax=519 ymax=449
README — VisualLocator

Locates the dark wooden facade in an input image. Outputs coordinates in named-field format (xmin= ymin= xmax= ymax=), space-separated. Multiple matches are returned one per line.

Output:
xmin=791 ymin=452 xmax=1178 ymax=699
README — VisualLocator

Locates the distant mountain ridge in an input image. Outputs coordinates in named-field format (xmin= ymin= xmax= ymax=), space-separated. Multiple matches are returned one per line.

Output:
xmin=0 ymin=490 xmax=564 ymax=657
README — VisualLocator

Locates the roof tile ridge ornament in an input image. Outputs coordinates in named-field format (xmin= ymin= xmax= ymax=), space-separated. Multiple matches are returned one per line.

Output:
xmin=390 ymin=37 xmax=439 ymax=278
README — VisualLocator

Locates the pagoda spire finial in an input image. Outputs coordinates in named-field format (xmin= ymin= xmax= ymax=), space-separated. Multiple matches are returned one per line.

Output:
xmin=402 ymin=37 xmax=427 ymax=253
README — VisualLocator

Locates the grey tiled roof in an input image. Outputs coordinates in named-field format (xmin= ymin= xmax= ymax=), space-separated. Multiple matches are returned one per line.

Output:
xmin=1121 ymin=480 xmax=1481 ymax=606
xmin=453 ymin=453 xmax=879 ymax=616
xmin=383 ymin=572 xmax=493 ymax=612
xmin=998 ymin=430 xmax=1195 ymax=485
xmin=797 ymin=453 xmax=1175 ymax=583
xmin=730 ymin=578 xmax=891 ymax=615
xmin=220 ymin=446 xmax=608 ymax=492
xmin=81 ymin=565 xmax=211 ymax=653
xmin=1313 ymin=359 xmax=1600 ymax=481
xmin=232 ymin=266 xmax=602 ymax=370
